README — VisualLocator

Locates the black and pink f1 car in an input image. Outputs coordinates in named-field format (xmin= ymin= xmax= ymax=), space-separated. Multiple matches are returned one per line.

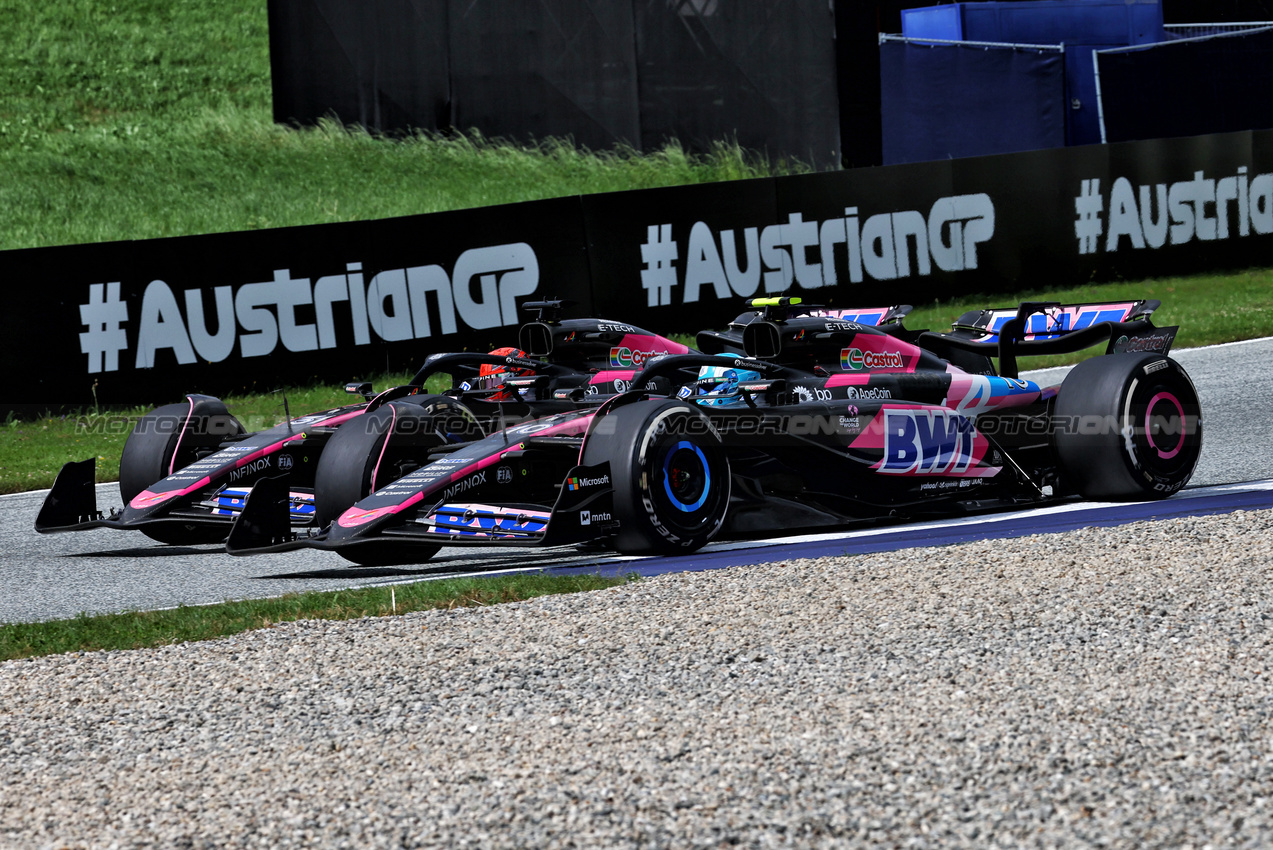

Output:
xmin=225 ymin=297 xmax=1202 ymax=564
xmin=34 ymin=302 xmax=690 ymax=545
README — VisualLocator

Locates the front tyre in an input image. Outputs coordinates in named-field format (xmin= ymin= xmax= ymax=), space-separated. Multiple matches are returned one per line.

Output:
xmin=1053 ymin=353 xmax=1202 ymax=500
xmin=119 ymin=396 xmax=245 ymax=544
xmin=582 ymin=400 xmax=730 ymax=555
xmin=314 ymin=394 xmax=482 ymax=566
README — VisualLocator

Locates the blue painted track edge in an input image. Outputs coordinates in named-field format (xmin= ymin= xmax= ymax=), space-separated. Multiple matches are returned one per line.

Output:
xmin=549 ymin=480 xmax=1273 ymax=579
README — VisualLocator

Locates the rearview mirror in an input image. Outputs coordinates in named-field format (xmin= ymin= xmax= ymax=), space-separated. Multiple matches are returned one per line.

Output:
xmin=519 ymin=322 xmax=553 ymax=357
xmin=742 ymin=321 xmax=782 ymax=359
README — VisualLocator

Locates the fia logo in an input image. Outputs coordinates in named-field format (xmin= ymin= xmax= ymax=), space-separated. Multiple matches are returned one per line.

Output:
xmin=497 ymin=465 xmax=513 ymax=484
xmin=278 ymin=454 xmax=294 ymax=471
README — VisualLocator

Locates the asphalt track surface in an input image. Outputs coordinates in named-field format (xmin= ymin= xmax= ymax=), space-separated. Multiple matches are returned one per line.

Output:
xmin=5 ymin=338 xmax=1272 ymax=625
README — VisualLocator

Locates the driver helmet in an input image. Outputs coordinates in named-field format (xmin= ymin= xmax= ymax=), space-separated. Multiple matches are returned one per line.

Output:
xmin=684 ymin=358 xmax=761 ymax=406
xmin=477 ymin=347 xmax=531 ymax=399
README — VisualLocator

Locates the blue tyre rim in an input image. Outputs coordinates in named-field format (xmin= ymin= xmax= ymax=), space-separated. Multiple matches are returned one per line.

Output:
xmin=661 ymin=440 xmax=710 ymax=513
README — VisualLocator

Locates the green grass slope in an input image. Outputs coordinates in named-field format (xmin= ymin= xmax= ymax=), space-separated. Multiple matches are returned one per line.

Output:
xmin=0 ymin=0 xmax=792 ymax=251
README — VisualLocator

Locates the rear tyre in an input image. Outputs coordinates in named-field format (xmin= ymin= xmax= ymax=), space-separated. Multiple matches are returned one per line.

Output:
xmin=582 ymin=400 xmax=729 ymax=555
xmin=314 ymin=394 xmax=483 ymax=566
xmin=119 ymin=396 xmax=245 ymax=544
xmin=1053 ymin=353 xmax=1202 ymax=500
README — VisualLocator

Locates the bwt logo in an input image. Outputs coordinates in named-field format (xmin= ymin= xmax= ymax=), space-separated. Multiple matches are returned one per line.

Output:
xmin=639 ymin=194 xmax=995 ymax=307
xmin=972 ymin=305 xmax=1135 ymax=343
xmin=840 ymin=348 xmax=905 ymax=371
xmin=77 ymin=243 xmax=539 ymax=374
xmin=609 ymin=347 xmax=669 ymax=369
xmin=881 ymin=409 xmax=977 ymax=475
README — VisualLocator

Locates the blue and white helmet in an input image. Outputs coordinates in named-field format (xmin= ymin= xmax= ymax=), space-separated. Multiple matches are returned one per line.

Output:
xmin=680 ymin=357 xmax=761 ymax=406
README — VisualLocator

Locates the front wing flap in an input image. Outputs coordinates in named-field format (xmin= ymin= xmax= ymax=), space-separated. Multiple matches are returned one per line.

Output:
xmin=35 ymin=458 xmax=236 ymax=535
xmin=35 ymin=459 xmax=103 ymax=533
xmin=226 ymin=462 xmax=618 ymax=557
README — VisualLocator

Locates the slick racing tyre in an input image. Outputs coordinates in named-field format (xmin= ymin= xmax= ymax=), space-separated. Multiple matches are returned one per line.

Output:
xmin=1053 ymin=353 xmax=1202 ymax=500
xmin=313 ymin=394 xmax=483 ymax=566
xmin=582 ymin=400 xmax=730 ymax=555
xmin=119 ymin=395 xmax=245 ymax=544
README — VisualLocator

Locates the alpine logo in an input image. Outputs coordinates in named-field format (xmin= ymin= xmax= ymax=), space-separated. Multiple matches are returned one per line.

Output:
xmin=881 ymin=409 xmax=977 ymax=475
xmin=840 ymin=347 xmax=905 ymax=371
xmin=566 ymin=474 xmax=611 ymax=491
xmin=609 ymin=346 xmax=668 ymax=368
xmin=441 ymin=471 xmax=486 ymax=500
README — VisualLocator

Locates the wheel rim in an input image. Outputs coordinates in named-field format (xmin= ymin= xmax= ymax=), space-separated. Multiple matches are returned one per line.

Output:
xmin=662 ymin=441 xmax=710 ymax=512
xmin=1144 ymin=391 xmax=1186 ymax=460
xmin=1125 ymin=377 xmax=1200 ymax=481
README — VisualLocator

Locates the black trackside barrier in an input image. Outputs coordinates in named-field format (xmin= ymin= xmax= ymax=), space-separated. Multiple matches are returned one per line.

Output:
xmin=6 ymin=127 xmax=1273 ymax=416
xmin=267 ymin=0 xmax=451 ymax=137
xmin=1098 ymin=25 xmax=1273 ymax=144
xmin=5 ymin=197 xmax=593 ymax=414
xmin=880 ymin=39 xmax=1067 ymax=166
xmin=267 ymin=0 xmax=842 ymax=170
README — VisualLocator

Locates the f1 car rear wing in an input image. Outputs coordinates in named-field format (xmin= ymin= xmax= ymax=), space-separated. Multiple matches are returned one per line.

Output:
xmin=697 ymin=297 xmax=913 ymax=354
xmin=949 ymin=300 xmax=1160 ymax=341
xmin=918 ymin=300 xmax=1179 ymax=378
